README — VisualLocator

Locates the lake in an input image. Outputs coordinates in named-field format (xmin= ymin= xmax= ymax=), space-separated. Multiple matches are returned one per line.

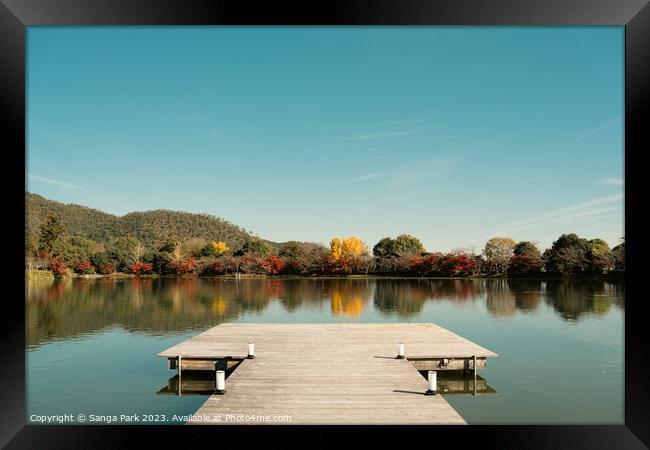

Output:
xmin=26 ymin=277 xmax=624 ymax=424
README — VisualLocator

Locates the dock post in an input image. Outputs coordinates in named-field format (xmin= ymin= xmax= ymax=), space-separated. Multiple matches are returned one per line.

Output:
xmin=215 ymin=370 xmax=226 ymax=395
xmin=397 ymin=343 xmax=405 ymax=359
xmin=248 ymin=342 xmax=255 ymax=359
xmin=425 ymin=370 xmax=437 ymax=395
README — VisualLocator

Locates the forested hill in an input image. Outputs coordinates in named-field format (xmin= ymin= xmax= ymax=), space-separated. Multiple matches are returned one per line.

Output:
xmin=25 ymin=192 xmax=258 ymax=250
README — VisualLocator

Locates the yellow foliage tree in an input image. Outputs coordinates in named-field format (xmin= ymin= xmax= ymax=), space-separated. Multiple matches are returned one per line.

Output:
xmin=330 ymin=236 xmax=367 ymax=260
xmin=211 ymin=241 xmax=229 ymax=254
xmin=330 ymin=238 xmax=343 ymax=260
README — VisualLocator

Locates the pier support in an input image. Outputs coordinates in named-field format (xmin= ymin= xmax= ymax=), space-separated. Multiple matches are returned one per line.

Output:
xmin=177 ymin=355 xmax=182 ymax=396
xmin=425 ymin=370 xmax=437 ymax=395
xmin=215 ymin=370 xmax=226 ymax=395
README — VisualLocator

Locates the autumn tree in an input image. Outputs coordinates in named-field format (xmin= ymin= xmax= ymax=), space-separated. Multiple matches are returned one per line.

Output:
xmin=327 ymin=237 xmax=370 ymax=275
xmin=74 ymin=260 xmax=95 ymax=275
xmin=199 ymin=241 xmax=230 ymax=257
xmin=331 ymin=237 xmax=367 ymax=260
xmin=167 ymin=257 xmax=196 ymax=275
xmin=262 ymin=255 xmax=285 ymax=275
xmin=440 ymin=250 xmax=480 ymax=277
xmin=130 ymin=261 xmax=154 ymax=275
xmin=510 ymin=241 xmax=543 ymax=274
xmin=330 ymin=238 xmax=343 ymax=260
xmin=49 ymin=258 xmax=69 ymax=278
xmin=483 ymin=237 xmax=517 ymax=274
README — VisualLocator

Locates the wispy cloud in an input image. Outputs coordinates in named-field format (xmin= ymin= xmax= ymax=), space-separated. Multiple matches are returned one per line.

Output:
xmin=344 ymin=115 xmax=436 ymax=131
xmin=341 ymin=128 xmax=423 ymax=141
xmin=367 ymin=153 xmax=405 ymax=160
xmin=472 ymin=193 xmax=623 ymax=242
xmin=375 ymin=221 xmax=391 ymax=228
xmin=387 ymin=157 xmax=458 ymax=189
xmin=354 ymin=172 xmax=379 ymax=182
xmin=557 ymin=115 xmax=622 ymax=149
xmin=358 ymin=187 xmax=434 ymax=214
xmin=430 ymin=135 xmax=459 ymax=143
xmin=28 ymin=174 xmax=90 ymax=191
xmin=597 ymin=177 xmax=624 ymax=185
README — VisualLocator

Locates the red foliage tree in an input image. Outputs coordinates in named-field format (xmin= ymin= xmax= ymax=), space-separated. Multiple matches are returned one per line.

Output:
xmin=408 ymin=253 xmax=444 ymax=275
xmin=323 ymin=254 xmax=368 ymax=275
xmin=96 ymin=262 xmax=116 ymax=275
xmin=509 ymin=255 xmax=542 ymax=274
xmin=238 ymin=255 xmax=265 ymax=274
xmin=168 ymin=257 xmax=196 ymax=275
xmin=440 ymin=252 xmax=479 ymax=277
xmin=262 ymin=255 xmax=285 ymax=275
xmin=209 ymin=260 xmax=225 ymax=275
xmin=408 ymin=255 xmax=425 ymax=274
xmin=130 ymin=261 xmax=154 ymax=275
xmin=219 ymin=255 xmax=241 ymax=274
xmin=49 ymin=258 xmax=69 ymax=277
xmin=74 ymin=260 xmax=95 ymax=274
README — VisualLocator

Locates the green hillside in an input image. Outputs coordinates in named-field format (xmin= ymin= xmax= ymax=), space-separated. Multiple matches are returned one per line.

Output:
xmin=25 ymin=192 xmax=258 ymax=250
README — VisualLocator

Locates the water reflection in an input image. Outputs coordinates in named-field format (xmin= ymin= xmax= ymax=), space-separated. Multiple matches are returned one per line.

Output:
xmin=156 ymin=368 xmax=497 ymax=397
xmin=26 ymin=278 xmax=624 ymax=348
xmin=418 ymin=371 xmax=497 ymax=396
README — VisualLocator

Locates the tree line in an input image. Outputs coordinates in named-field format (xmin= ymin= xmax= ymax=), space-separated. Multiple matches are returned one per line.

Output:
xmin=26 ymin=213 xmax=624 ymax=278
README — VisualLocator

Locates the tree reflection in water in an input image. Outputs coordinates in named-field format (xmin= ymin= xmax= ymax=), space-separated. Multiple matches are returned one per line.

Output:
xmin=26 ymin=277 xmax=624 ymax=348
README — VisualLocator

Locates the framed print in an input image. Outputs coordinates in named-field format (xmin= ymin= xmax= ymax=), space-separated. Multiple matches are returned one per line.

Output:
xmin=1 ymin=0 xmax=648 ymax=448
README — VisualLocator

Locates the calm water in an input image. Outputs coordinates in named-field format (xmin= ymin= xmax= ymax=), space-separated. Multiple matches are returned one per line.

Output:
xmin=26 ymin=277 xmax=624 ymax=424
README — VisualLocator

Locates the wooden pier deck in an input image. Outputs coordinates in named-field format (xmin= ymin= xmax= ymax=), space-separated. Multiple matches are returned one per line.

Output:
xmin=158 ymin=323 xmax=497 ymax=425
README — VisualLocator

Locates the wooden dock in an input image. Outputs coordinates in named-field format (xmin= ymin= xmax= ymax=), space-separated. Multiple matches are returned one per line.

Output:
xmin=158 ymin=323 xmax=497 ymax=425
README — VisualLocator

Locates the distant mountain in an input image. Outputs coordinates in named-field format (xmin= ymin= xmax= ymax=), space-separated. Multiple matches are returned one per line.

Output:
xmin=25 ymin=192 xmax=262 ymax=250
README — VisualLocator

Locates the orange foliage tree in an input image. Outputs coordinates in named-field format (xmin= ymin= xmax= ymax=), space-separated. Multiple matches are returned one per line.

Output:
xmin=130 ymin=261 xmax=154 ymax=275
xmin=262 ymin=255 xmax=285 ymax=275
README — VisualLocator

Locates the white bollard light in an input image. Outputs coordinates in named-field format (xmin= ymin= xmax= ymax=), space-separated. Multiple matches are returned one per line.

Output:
xmin=425 ymin=370 xmax=437 ymax=395
xmin=248 ymin=342 xmax=255 ymax=359
xmin=215 ymin=370 xmax=226 ymax=395
xmin=396 ymin=343 xmax=405 ymax=359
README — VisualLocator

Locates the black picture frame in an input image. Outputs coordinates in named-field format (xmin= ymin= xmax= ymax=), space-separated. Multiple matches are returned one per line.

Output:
xmin=2 ymin=0 xmax=647 ymax=447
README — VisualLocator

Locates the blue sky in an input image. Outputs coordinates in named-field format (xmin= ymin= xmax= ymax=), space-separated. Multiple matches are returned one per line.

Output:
xmin=27 ymin=27 xmax=624 ymax=252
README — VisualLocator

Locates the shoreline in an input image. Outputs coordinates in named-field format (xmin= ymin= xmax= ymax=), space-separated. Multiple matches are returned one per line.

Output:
xmin=26 ymin=270 xmax=624 ymax=282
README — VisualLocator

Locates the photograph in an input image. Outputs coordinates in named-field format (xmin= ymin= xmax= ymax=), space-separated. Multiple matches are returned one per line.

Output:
xmin=1 ymin=0 xmax=648 ymax=447
xmin=24 ymin=25 xmax=625 ymax=425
